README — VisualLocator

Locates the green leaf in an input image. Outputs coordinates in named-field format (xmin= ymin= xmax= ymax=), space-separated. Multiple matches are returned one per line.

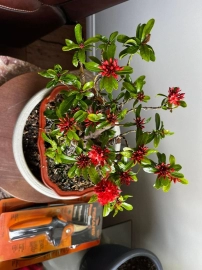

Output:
xmin=103 ymin=204 xmax=111 ymax=217
xmin=121 ymin=151 xmax=132 ymax=158
xmin=88 ymin=194 xmax=98 ymax=203
xmin=180 ymin=178 xmax=189 ymax=185
xmin=41 ymin=133 xmax=57 ymax=149
xmin=85 ymin=62 xmax=101 ymax=72
xmin=179 ymin=101 xmax=187 ymax=108
xmin=169 ymin=155 xmax=175 ymax=166
xmin=68 ymin=165 xmax=77 ymax=178
xmin=84 ymin=37 xmax=100 ymax=46
xmin=78 ymin=49 xmax=86 ymax=64
xmin=65 ymin=39 xmax=75 ymax=46
xmin=79 ymin=100 xmax=88 ymax=110
xmin=122 ymin=82 xmax=136 ymax=93
xmin=45 ymin=149 xmax=56 ymax=159
xmin=107 ymin=44 xmax=116 ymax=59
xmin=121 ymin=202 xmax=133 ymax=211
xmin=57 ymin=95 xmax=75 ymax=117
xmin=88 ymin=113 xmax=104 ymax=122
xmin=154 ymin=134 xmax=161 ymax=148
xmin=38 ymin=70 xmax=55 ymax=78
xmin=44 ymin=109 xmax=58 ymax=120
xmin=67 ymin=130 xmax=74 ymax=140
xmin=143 ymin=166 xmax=157 ymax=173
xmin=163 ymin=181 xmax=171 ymax=192
xmin=75 ymin=24 xmax=83 ymax=44
xmin=60 ymin=155 xmax=77 ymax=163
xmin=116 ymin=66 xmax=133 ymax=75
xmin=72 ymin=51 xmax=79 ymax=67
xmin=74 ymin=110 xmax=88 ymax=122
xmin=62 ymin=44 xmax=80 ymax=51
xmin=119 ymin=46 xmax=139 ymax=59
xmin=154 ymin=178 xmax=161 ymax=189
xmin=83 ymin=81 xmax=94 ymax=91
xmin=88 ymin=56 xmax=101 ymax=65
xmin=101 ymin=76 xmax=118 ymax=93
xmin=96 ymin=121 xmax=109 ymax=129
xmin=140 ymin=45 xmax=151 ymax=61
xmin=142 ymin=18 xmax=155 ymax=41
xmin=157 ymin=152 xmax=166 ymax=163
xmin=155 ymin=113 xmax=160 ymax=130
xmin=109 ymin=31 xmax=118 ymax=42
xmin=171 ymin=172 xmax=184 ymax=178
xmin=82 ymin=167 xmax=89 ymax=180
xmin=88 ymin=166 xmax=100 ymax=184
xmin=117 ymin=34 xmax=130 ymax=43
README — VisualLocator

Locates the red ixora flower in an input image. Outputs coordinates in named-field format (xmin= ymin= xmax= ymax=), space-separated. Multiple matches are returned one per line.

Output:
xmin=137 ymin=92 xmax=145 ymax=101
xmin=155 ymin=162 xmax=175 ymax=179
xmin=134 ymin=117 xmax=145 ymax=129
xmin=106 ymin=109 xmax=117 ymax=125
xmin=57 ymin=115 xmax=75 ymax=134
xmin=94 ymin=179 xmax=121 ymax=205
xmin=132 ymin=145 xmax=148 ymax=163
xmin=168 ymin=87 xmax=185 ymax=106
xmin=120 ymin=171 xmax=133 ymax=186
xmin=98 ymin=58 xmax=123 ymax=79
xmin=76 ymin=154 xmax=91 ymax=169
xmin=88 ymin=145 xmax=110 ymax=166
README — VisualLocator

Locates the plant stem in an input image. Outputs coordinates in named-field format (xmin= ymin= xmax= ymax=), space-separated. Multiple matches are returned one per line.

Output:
xmin=79 ymin=62 xmax=85 ymax=85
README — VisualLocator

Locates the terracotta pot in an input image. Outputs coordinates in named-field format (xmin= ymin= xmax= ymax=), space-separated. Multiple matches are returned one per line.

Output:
xmin=38 ymin=85 xmax=95 ymax=197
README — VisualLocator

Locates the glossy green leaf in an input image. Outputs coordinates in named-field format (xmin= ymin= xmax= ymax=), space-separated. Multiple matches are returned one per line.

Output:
xmin=57 ymin=95 xmax=75 ymax=117
xmin=85 ymin=62 xmax=101 ymax=72
xmin=107 ymin=44 xmax=116 ymax=59
xmin=117 ymin=34 xmax=130 ymax=43
xmin=142 ymin=19 xmax=155 ymax=41
xmin=116 ymin=66 xmax=133 ymax=75
xmin=180 ymin=178 xmax=189 ymax=184
xmin=62 ymin=44 xmax=80 ymax=51
xmin=143 ymin=166 xmax=157 ymax=173
xmin=163 ymin=181 xmax=171 ymax=192
xmin=155 ymin=113 xmax=160 ymax=130
xmin=88 ymin=166 xmax=100 ymax=184
xmin=83 ymin=81 xmax=94 ymax=91
xmin=169 ymin=155 xmax=175 ymax=166
xmin=84 ymin=37 xmax=100 ymax=45
xmin=140 ymin=45 xmax=150 ymax=61
xmin=121 ymin=202 xmax=133 ymax=211
xmin=88 ymin=194 xmax=98 ymax=203
xmin=68 ymin=165 xmax=77 ymax=178
xmin=75 ymin=24 xmax=83 ymax=44
xmin=103 ymin=204 xmax=111 ymax=217
xmin=78 ymin=49 xmax=86 ymax=64
xmin=109 ymin=31 xmax=118 ymax=42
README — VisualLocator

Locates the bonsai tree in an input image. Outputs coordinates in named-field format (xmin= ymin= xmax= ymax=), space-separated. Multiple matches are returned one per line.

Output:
xmin=39 ymin=19 xmax=188 ymax=217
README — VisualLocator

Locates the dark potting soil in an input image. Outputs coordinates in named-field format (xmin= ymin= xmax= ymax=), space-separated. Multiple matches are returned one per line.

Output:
xmin=22 ymin=102 xmax=94 ymax=192
xmin=117 ymin=256 xmax=157 ymax=270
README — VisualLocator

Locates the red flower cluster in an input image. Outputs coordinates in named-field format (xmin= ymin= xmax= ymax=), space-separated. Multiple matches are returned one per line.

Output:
xmin=134 ymin=117 xmax=145 ymax=129
xmin=106 ymin=109 xmax=117 ymax=125
xmin=76 ymin=154 xmax=90 ymax=169
xmin=98 ymin=58 xmax=123 ymax=79
xmin=137 ymin=92 xmax=145 ymax=101
xmin=88 ymin=145 xmax=110 ymax=166
xmin=120 ymin=171 xmax=133 ymax=185
xmin=57 ymin=116 xmax=75 ymax=134
xmin=132 ymin=145 xmax=148 ymax=163
xmin=94 ymin=179 xmax=120 ymax=205
xmin=168 ymin=87 xmax=185 ymax=106
xmin=155 ymin=162 xmax=175 ymax=179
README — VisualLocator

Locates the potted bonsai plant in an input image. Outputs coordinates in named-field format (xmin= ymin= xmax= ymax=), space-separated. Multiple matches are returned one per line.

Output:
xmin=13 ymin=19 xmax=188 ymax=217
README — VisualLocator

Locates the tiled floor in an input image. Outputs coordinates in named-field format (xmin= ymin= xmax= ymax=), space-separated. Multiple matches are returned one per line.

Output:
xmin=43 ymin=220 xmax=132 ymax=270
